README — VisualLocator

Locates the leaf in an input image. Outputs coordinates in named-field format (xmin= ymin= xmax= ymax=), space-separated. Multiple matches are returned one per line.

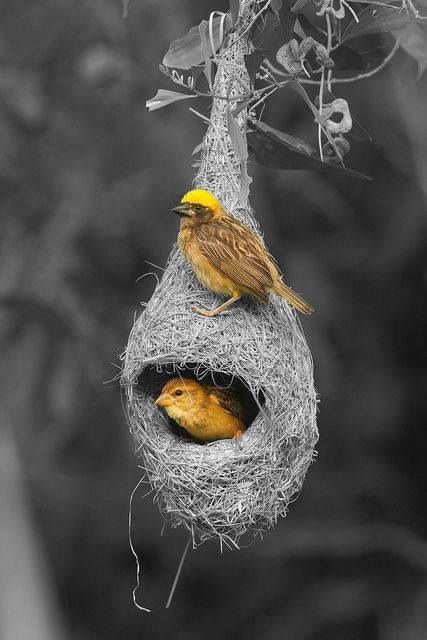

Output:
xmin=192 ymin=142 xmax=204 ymax=156
xmin=292 ymin=13 xmax=327 ymax=42
xmin=191 ymin=65 xmax=204 ymax=84
xmin=333 ymin=32 xmax=396 ymax=70
xmin=248 ymin=120 xmax=371 ymax=180
xmin=227 ymin=109 xmax=247 ymax=162
xmin=280 ymin=0 xmax=298 ymax=41
xmin=163 ymin=15 xmax=232 ymax=70
xmin=342 ymin=6 xmax=420 ymax=43
xmin=252 ymin=9 xmax=276 ymax=49
xmin=253 ymin=120 xmax=316 ymax=156
xmin=146 ymin=89 xmax=197 ymax=112
xmin=191 ymin=65 xmax=211 ymax=93
xmin=232 ymin=97 xmax=254 ymax=117
xmin=394 ymin=23 xmax=427 ymax=78
xmin=330 ymin=43 xmax=367 ymax=72
xmin=199 ymin=21 xmax=213 ymax=89
xmin=229 ymin=0 xmax=240 ymax=25
xmin=293 ymin=18 xmax=307 ymax=40
xmin=227 ymin=109 xmax=251 ymax=202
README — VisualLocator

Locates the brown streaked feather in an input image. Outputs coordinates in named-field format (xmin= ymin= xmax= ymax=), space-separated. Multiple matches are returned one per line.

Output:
xmin=272 ymin=279 xmax=314 ymax=315
xmin=208 ymin=386 xmax=245 ymax=420
xmin=194 ymin=216 xmax=275 ymax=302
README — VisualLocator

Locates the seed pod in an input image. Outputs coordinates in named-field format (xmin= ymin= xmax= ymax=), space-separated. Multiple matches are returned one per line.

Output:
xmin=324 ymin=98 xmax=353 ymax=135
xmin=276 ymin=40 xmax=303 ymax=75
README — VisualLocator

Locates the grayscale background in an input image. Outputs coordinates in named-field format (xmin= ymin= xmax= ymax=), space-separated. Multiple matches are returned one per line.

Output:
xmin=1 ymin=1 xmax=426 ymax=639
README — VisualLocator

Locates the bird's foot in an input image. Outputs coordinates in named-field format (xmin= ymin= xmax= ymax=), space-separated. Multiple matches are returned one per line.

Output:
xmin=191 ymin=296 xmax=241 ymax=317
xmin=191 ymin=305 xmax=217 ymax=317
xmin=232 ymin=430 xmax=243 ymax=440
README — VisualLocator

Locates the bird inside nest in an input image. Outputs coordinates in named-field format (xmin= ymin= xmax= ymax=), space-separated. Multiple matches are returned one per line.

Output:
xmin=154 ymin=377 xmax=246 ymax=442
xmin=171 ymin=188 xmax=314 ymax=317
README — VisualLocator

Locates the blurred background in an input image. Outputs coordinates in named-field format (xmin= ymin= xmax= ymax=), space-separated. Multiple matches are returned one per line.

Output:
xmin=0 ymin=1 xmax=426 ymax=638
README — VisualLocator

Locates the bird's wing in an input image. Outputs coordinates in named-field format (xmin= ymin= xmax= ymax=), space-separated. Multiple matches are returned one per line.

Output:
xmin=195 ymin=217 xmax=275 ymax=301
xmin=209 ymin=387 xmax=244 ymax=420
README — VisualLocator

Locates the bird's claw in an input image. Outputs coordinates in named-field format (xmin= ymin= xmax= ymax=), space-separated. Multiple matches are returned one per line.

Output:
xmin=191 ymin=305 xmax=215 ymax=317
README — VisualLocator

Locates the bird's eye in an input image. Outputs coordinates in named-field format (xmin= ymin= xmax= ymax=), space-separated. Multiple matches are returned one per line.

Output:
xmin=194 ymin=204 xmax=202 ymax=212
xmin=174 ymin=389 xmax=183 ymax=397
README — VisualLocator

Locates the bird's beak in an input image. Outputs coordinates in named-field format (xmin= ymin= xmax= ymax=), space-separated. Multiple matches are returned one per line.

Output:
xmin=154 ymin=392 xmax=172 ymax=407
xmin=171 ymin=203 xmax=192 ymax=217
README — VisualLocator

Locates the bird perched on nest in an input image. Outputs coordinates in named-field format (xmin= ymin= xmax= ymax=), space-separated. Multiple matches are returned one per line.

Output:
xmin=172 ymin=188 xmax=314 ymax=317
xmin=154 ymin=378 xmax=245 ymax=441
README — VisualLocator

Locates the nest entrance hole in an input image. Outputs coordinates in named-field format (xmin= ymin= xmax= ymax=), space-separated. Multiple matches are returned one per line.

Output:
xmin=136 ymin=362 xmax=265 ymax=442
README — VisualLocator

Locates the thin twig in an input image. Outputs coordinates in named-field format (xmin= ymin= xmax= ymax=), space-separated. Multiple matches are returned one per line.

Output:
xmin=341 ymin=0 xmax=360 ymax=23
xmin=165 ymin=69 xmax=252 ymax=101
xmin=326 ymin=14 xmax=333 ymax=93
xmin=251 ymin=85 xmax=278 ymax=111
xmin=165 ymin=536 xmax=192 ymax=609
xmin=189 ymin=107 xmax=214 ymax=126
xmin=345 ymin=0 xmax=402 ymax=7
xmin=189 ymin=107 xmax=229 ymax=134
xmin=232 ymin=0 xmax=274 ymax=47
xmin=325 ymin=40 xmax=400 ymax=84
xmin=318 ymin=70 xmax=325 ymax=161
xmin=208 ymin=11 xmax=225 ymax=59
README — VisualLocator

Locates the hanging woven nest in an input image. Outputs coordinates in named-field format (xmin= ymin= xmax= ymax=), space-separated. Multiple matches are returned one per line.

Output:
xmin=122 ymin=3 xmax=318 ymax=549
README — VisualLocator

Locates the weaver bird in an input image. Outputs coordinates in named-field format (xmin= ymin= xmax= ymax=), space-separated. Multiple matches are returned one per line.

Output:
xmin=154 ymin=378 xmax=245 ymax=441
xmin=172 ymin=189 xmax=314 ymax=317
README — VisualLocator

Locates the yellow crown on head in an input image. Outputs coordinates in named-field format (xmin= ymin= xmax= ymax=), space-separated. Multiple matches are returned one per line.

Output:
xmin=181 ymin=189 xmax=222 ymax=211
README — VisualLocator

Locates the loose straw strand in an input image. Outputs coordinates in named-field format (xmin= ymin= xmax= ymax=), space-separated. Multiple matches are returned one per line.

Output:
xmin=165 ymin=535 xmax=192 ymax=609
xmin=128 ymin=477 xmax=151 ymax=612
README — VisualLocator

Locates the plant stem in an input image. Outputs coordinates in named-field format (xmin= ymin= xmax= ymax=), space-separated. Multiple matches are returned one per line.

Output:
xmin=263 ymin=40 xmax=400 ymax=86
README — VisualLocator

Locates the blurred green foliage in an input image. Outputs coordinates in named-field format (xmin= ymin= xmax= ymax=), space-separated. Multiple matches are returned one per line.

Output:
xmin=1 ymin=1 xmax=426 ymax=639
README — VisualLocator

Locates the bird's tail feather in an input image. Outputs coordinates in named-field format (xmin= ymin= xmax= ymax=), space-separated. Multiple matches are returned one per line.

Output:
xmin=272 ymin=280 xmax=314 ymax=315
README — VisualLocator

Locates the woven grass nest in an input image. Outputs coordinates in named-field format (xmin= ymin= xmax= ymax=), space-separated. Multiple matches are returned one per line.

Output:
xmin=122 ymin=237 xmax=318 ymax=548
xmin=121 ymin=8 xmax=318 ymax=549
